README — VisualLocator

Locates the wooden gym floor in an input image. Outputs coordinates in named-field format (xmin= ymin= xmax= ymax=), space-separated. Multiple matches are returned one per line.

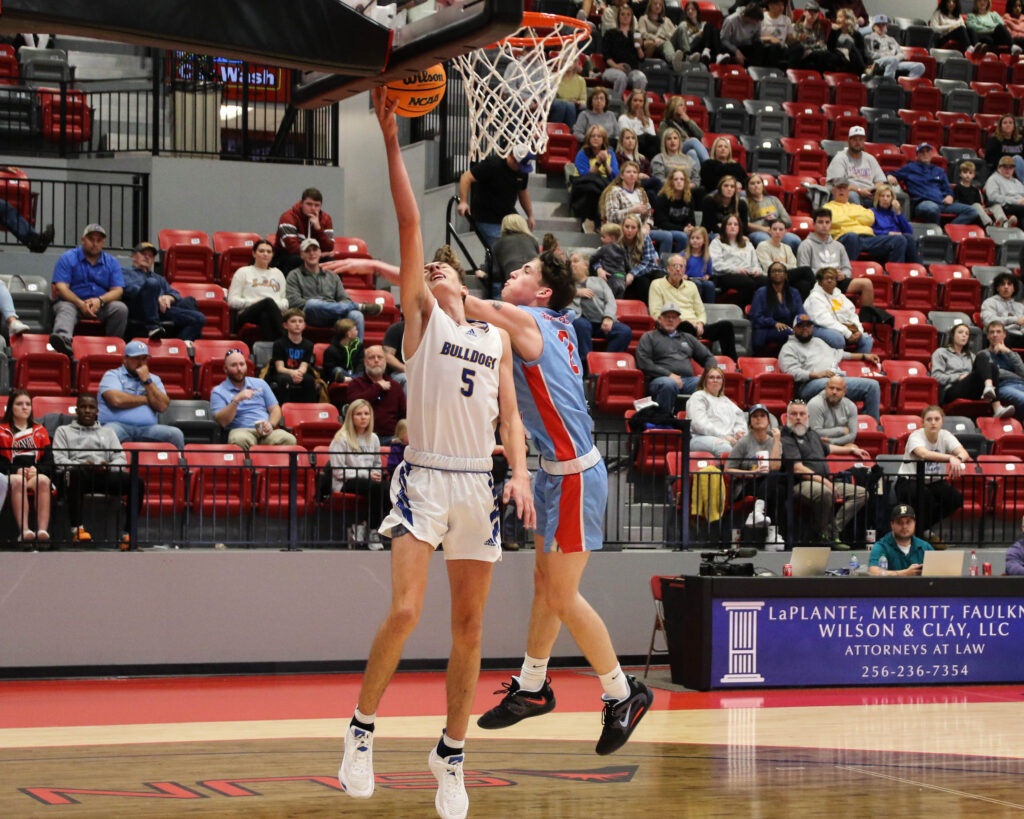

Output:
xmin=3 ymin=670 xmax=1024 ymax=817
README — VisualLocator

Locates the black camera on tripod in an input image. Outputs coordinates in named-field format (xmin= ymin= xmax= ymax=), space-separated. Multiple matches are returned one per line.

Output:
xmin=699 ymin=546 xmax=757 ymax=576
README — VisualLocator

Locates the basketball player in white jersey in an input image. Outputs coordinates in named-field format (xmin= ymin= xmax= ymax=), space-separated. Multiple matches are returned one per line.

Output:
xmin=336 ymin=88 xmax=534 ymax=819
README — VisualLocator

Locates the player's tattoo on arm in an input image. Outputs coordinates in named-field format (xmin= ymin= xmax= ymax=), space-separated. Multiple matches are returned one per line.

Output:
xmin=489 ymin=301 xmax=504 ymax=311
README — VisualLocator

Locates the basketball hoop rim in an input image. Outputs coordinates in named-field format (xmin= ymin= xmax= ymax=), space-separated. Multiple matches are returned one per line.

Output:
xmin=488 ymin=11 xmax=590 ymax=49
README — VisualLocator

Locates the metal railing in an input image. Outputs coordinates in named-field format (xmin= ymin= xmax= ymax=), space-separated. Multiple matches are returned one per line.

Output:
xmin=4 ymin=441 xmax=1023 ymax=553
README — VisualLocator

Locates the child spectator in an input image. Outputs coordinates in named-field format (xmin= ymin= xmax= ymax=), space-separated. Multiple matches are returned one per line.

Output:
xmin=323 ymin=318 xmax=363 ymax=383
xmin=386 ymin=418 xmax=409 ymax=478
xmin=269 ymin=308 xmax=318 ymax=403
xmin=954 ymin=160 xmax=1013 ymax=227
xmin=589 ymin=223 xmax=631 ymax=297
xmin=682 ymin=226 xmax=715 ymax=303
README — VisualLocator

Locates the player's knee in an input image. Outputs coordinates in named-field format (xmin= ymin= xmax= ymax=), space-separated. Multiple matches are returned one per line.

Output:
xmin=388 ymin=600 xmax=423 ymax=634
xmin=451 ymin=612 xmax=485 ymax=647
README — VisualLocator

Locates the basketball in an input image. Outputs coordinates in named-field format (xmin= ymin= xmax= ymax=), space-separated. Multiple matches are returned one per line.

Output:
xmin=385 ymin=64 xmax=446 ymax=117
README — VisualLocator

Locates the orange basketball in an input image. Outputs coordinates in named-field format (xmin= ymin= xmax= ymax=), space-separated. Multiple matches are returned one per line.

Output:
xmin=385 ymin=64 xmax=447 ymax=117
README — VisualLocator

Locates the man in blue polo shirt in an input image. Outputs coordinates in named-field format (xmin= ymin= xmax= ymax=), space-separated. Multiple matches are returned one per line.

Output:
xmin=98 ymin=340 xmax=185 ymax=449
xmin=868 ymin=503 xmax=933 ymax=576
xmin=210 ymin=348 xmax=296 ymax=451
xmin=50 ymin=223 xmax=128 ymax=354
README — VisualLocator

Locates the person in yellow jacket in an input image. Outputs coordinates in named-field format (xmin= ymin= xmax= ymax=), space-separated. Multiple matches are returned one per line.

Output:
xmin=826 ymin=177 xmax=913 ymax=263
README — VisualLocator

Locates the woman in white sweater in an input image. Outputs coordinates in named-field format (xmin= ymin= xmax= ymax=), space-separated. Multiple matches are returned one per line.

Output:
xmin=226 ymin=239 xmax=288 ymax=340
xmin=687 ymin=366 xmax=747 ymax=456
xmin=803 ymin=266 xmax=873 ymax=354
xmin=329 ymin=398 xmax=385 ymax=549
xmin=709 ymin=214 xmax=765 ymax=308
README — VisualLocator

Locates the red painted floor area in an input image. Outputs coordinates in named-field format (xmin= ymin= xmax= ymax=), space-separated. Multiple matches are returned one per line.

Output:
xmin=2 ymin=670 xmax=1023 ymax=730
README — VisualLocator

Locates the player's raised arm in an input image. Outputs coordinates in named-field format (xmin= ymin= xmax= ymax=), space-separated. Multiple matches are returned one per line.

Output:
xmin=464 ymin=296 xmax=544 ymax=361
xmin=495 ymin=327 xmax=535 ymax=529
xmin=373 ymin=87 xmax=431 ymax=352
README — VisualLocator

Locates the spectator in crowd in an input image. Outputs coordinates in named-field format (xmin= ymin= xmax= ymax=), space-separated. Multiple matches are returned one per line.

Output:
xmin=589 ymin=223 xmax=631 ymax=297
xmin=347 ymin=344 xmax=406 ymax=440
xmin=600 ymin=0 xmax=630 ymax=35
xmin=827 ymin=177 xmax=911 ymax=264
xmin=701 ymin=175 xmax=749 ymax=238
xmin=895 ymin=405 xmax=970 ymax=548
xmin=386 ymin=418 xmax=409 ymax=477
xmin=651 ymin=127 xmax=700 ymax=189
xmin=490 ymin=214 xmax=540 ymax=297
xmin=1005 ymin=0 xmax=1024 ymax=51
xmin=868 ymin=504 xmax=933 ymax=576
xmin=687 ymin=366 xmax=747 ymax=456
xmin=554 ymin=60 xmax=586 ymax=129
xmin=985 ymin=320 xmax=1024 ymax=414
xmin=670 ymin=0 xmax=727 ymax=66
xmin=805 ymin=266 xmax=873 ymax=353
xmin=50 ymin=223 xmax=128 ymax=355
xmin=954 ymin=160 xmax=1013 ymax=227
xmin=709 ymin=214 xmax=764 ymax=308
xmin=700 ymin=137 xmax=748 ymax=193
xmin=756 ymin=221 xmax=816 ymax=299
xmin=569 ymin=251 xmax=632 ymax=358
xmin=329 ymin=398 xmax=386 ymax=550
xmin=572 ymin=87 xmax=619 ymax=145
xmin=269 ymin=308 xmax=318 ymax=404
xmin=121 ymin=241 xmax=206 ymax=341
xmin=637 ymin=0 xmax=677 ymax=64
xmin=619 ymin=213 xmax=664 ymax=302
xmin=761 ymin=0 xmax=795 ymax=48
xmin=725 ymin=402 xmax=782 ymax=526
xmin=52 ymin=392 xmax=142 ymax=545
xmin=833 ymin=9 xmax=869 ymax=76
xmin=779 ymin=313 xmax=882 ymax=418
xmin=379 ymin=309 xmax=407 ymax=389
xmin=618 ymin=90 xmax=659 ymax=158
xmin=888 ymin=143 xmax=982 ymax=225
xmin=227 ymin=239 xmax=288 ymax=341
xmin=323 ymin=318 xmax=364 ymax=383
xmin=0 ymin=390 xmax=52 ymax=543
xmin=636 ymin=302 xmax=717 ymax=412
xmin=0 ymin=279 xmax=29 ymax=338
xmin=721 ymin=3 xmax=784 ymax=67
xmin=649 ymin=253 xmax=737 ymax=358
xmin=931 ymin=323 xmax=1015 ymax=418
xmin=750 ymin=261 xmax=805 ymax=353
xmin=807 ymin=375 xmax=858 ymax=446
xmin=458 ymin=148 xmax=534 ymax=248
xmin=967 ymin=0 xmax=1018 ymax=53
xmin=980 ymin=274 xmax=1024 ymax=347
xmin=286 ymin=238 xmax=380 ymax=338
xmin=656 ymin=97 xmax=709 ymax=164
xmin=781 ymin=397 xmax=870 ymax=549
xmin=983 ymin=156 xmax=1024 ymax=225
xmin=572 ymin=124 xmax=619 ymax=232
xmin=211 ymin=348 xmax=296 ymax=450
xmin=930 ymin=0 xmax=972 ymax=52
xmin=96 ymin=340 xmax=183 ymax=450
xmin=679 ymin=224 xmax=715 ymax=303
xmin=602 ymin=3 xmax=648 ymax=99
xmin=788 ymin=5 xmax=841 ymax=72
xmin=616 ymin=127 xmax=660 ymax=202
xmin=601 ymin=161 xmax=653 ymax=229
xmin=871 ymin=184 xmax=923 ymax=262
xmin=825 ymin=126 xmax=886 ymax=206
xmin=984 ymin=114 xmax=1024 ymax=184
xmin=797 ymin=208 xmax=876 ymax=306
xmin=274 ymin=186 xmax=335 ymax=273
xmin=864 ymin=15 xmax=925 ymax=79
xmin=746 ymin=174 xmax=800 ymax=251
xmin=653 ymin=169 xmax=698 ymax=253
xmin=0 ymin=190 xmax=52 ymax=253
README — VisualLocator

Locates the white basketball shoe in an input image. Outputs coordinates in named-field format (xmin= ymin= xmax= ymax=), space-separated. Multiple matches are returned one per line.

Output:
xmin=428 ymin=747 xmax=468 ymax=819
xmin=338 ymin=724 xmax=375 ymax=798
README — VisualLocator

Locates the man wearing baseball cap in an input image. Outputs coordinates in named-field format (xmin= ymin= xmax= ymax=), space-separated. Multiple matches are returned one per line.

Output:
xmin=635 ymin=302 xmax=718 ymax=413
xmin=864 ymin=16 xmax=925 ymax=82
xmin=122 ymin=241 xmax=206 ymax=341
xmin=868 ymin=504 xmax=933 ymax=576
xmin=825 ymin=126 xmax=886 ymax=205
xmin=50 ymin=223 xmax=128 ymax=355
xmin=983 ymin=155 xmax=1024 ymax=226
xmin=887 ymin=144 xmax=982 ymax=225
xmin=97 ymin=340 xmax=185 ymax=450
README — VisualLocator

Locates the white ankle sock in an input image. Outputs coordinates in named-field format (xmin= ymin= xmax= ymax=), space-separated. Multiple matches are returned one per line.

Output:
xmin=353 ymin=707 xmax=376 ymax=726
xmin=516 ymin=654 xmax=549 ymax=692
xmin=599 ymin=664 xmax=630 ymax=701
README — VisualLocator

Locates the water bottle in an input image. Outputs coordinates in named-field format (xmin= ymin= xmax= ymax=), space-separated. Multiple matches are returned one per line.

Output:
xmin=848 ymin=554 xmax=860 ymax=576
xmin=878 ymin=555 xmax=888 ymax=573
xmin=969 ymin=550 xmax=979 ymax=577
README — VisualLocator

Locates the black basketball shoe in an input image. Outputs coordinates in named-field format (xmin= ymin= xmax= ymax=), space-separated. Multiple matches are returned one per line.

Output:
xmin=595 ymin=675 xmax=654 ymax=755
xmin=477 ymin=676 xmax=556 ymax=729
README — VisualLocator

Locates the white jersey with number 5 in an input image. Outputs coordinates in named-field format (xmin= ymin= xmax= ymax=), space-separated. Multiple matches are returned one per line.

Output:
xmin=404 ymin=304 xmax=503 ymax=461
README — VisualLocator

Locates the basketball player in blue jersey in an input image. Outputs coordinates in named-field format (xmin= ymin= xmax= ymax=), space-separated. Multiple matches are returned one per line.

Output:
xmin=463 ymin=252 xmax=654 ymax=755
xmin=336 ymin=88 xmax=534 ymax=819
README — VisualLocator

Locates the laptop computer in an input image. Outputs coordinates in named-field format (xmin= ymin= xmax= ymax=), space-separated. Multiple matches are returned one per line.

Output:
xmin=922 ymin=550 xmax=965 ymax=577
xmin=790 ymin=546 xmax=832 ymax=577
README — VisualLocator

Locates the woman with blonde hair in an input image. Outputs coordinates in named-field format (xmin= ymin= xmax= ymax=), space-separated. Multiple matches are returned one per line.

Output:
xmin=651 ymin=126 xmax=699 ymax=187
xmin=700 ymin=136 xmax=747 ymax=191
xmin=615 ymin=127 xmax=659 ymax=201
xmin=490 ymin=213 xmax=540 ymax=296
xmin=871 ymin=184 xmax=922 ymax=263
xmin=746 ymin=173 xmax=800 ymax=250
xmin=619 ymin=213 xmax=663 ymax=301
xmin=657 ymin=95 xmax=709 ymax=163
xmin=329 ymin=398 xmax=385 ymax=549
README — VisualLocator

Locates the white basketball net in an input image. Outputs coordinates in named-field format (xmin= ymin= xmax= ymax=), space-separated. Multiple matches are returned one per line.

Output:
xmin=451 ymin=14 xmax=590 ymax=161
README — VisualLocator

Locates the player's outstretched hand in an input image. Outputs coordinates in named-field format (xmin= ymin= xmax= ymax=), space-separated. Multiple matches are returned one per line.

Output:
xmin=321 ymin=258 xmax=375 ymax=276
xmin=372 ymin=86 xmax=398 ymax=141
xmin=504 ymin=472 xmax=536 ymax=531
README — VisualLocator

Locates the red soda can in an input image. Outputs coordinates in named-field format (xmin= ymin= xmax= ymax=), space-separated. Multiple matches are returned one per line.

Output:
xmin=983 ymin=563 xmax=992 ymax=576
xmin=783 ymin=564 xmax=793 ymax=576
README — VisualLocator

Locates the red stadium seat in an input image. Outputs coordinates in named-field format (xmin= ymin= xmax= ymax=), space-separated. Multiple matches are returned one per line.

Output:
xmin=281 ymin=402 xmax=342 ymax=450
xmin=786 ymin=69 xmax=829 ymax=105
xmin=37 ymin=88 xmax=91 ymax=143
xmin=172 ymin=282 xmax=231 ymax=339
xmin=881 ymin=413 xmax=923 ymax=453
xmin=123 ymin=442 xmax=186 ymax=516
xmin=850 ymin=262 xmax=892 ymax=308
xmin=71 ymin=336 xmax=124 ymax=394
xmin=250 ymin=445 xmax=316 ymax=517
xmin=738 ymin=357 xmax=793 ymax=415
xmin=978 ymin=416 xmax=1024 ymax=441
xmin=882 ymin=359 xmax=939 ymax=414
xmin=11 ymin=333 xmax=71 ymax=396
xmin=780 ymin=138 xmax=827 ymax=176
xmin=345 ymin=288 xmax=398 ymax=345
xmin=890 ymin=310 xmax=938 ymax=364
xmin=212 ymin=231 xmax=262 ymax=287
xmin=194 ymin=339 xmax=253 ymax=400
xmin=782 ymin=102 xmax=828 ymax=140
xmin=587 ymin=352 xmax=644 ymax=415
xmin=971 ymin=82 xmax=1015 ymax=115
xmin=158 ymin=229 xmax=214 ymax=284
xmin=929 ymin=265 xmax=982 ymax=312
xmin=886 ymin=263 xmax=937 ymax=311
xmin=183 ymin=444 xmax=252 ymax=517
xmin=130 ymin=338 xmax=194 ymax=399
xmin=616 ymin=299 xmax=656 ymax=347
xmin=854 ymin=415 xmax=888 ymax=458
xmin=838 ymin=360 xmax=891 ymax=414
xmin=825 ymin=73 xmax=867 ymax=107
xmin=945 ymin=224 xmax=996 ymax=266
xmin=30 ymin=395 xmax=78 ymax=419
